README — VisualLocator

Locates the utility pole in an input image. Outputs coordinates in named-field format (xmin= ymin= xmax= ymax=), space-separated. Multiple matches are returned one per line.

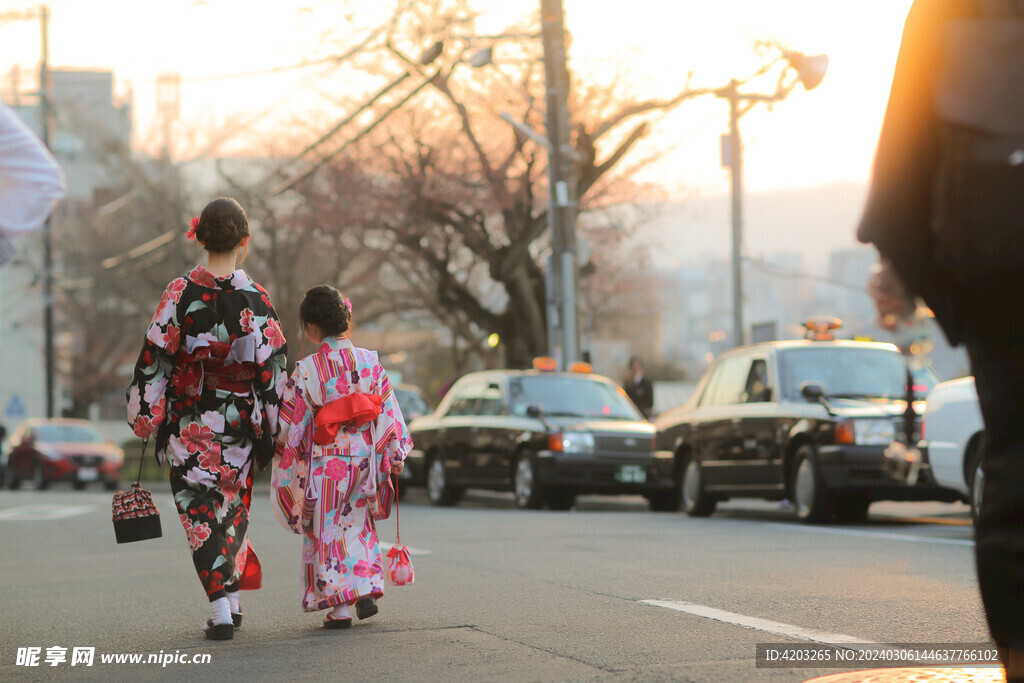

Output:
xmin=39 ymin=4 xmax=55 ymax=417
xmin=723 ymin=80 xmax=745 ymax=348
xmin=540 ymin=0 xmax=578 ymax=369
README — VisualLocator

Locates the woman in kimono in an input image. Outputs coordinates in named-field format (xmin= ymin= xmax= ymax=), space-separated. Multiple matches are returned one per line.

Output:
xmin=127 ymin=197 xmax=288 ymax=640
xmin=271 ymin=285 xmax=412 ymax=628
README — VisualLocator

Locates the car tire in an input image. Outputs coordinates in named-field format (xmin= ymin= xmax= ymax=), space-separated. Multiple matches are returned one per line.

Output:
xmin=791 ymin=445 xmax=834 ymax=523
xmin=104 ymin=479 xmax=119 ymax=491
xmin=426 ymin=455 xmax=459 ymax=507
xmin=33 ymin=460 xmax=49 ymax=490
xmin=681 ymin=457 xmax=716 ymax=517
xmin=545 ymin=486 xmax=575 ymax=511
xmin=514 ymin=452 xmax=543 ymax=510
xmin=966 ymin=439 xmax=984 ymax=523
xmin=833 ymin=494 xmax=870 ymax=523
xmin=73 ymin=479 xmax=87 ymax=491
xmin=646 ymin=488 xmax=682 ymax=512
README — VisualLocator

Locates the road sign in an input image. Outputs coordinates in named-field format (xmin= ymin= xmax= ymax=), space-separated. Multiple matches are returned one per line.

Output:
xmin=5 ymin=395 xmax=25 ymax=419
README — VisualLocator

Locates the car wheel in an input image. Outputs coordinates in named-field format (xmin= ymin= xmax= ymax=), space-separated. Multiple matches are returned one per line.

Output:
xmin=966 ymin=440 xmax=984 ymax=523
xmin=32 ymin=460 xmax=50 ymax=490
xmin=646 ymin=488 xmax=682 ymax=512
xmin=104 ymin=479 xmax=119 ymax=491
xmin=833 ymin=494 xmax=871 ymax=523
xmin=426 ymin=456 xmax=459 ymax=507
xmin=681 ymin=457 xmax=716 ymax=517
xmin=514 ymin=452 xmax=543 ymax=509
xmin=791 ymin=445 xmax=834 ymax=523
xmin=73 ymin=479 xmax=87 ymax=491
xmin=545 ymin=486 xmax=575 ymax=511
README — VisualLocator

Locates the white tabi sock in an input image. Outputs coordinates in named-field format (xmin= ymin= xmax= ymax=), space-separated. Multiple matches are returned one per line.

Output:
xmin=329 ymin=604 xmax=350 ymax=620
xmin=210 ymin=597 xmax=232 ymax=626
xmin=227 ymin=592 xmax=239 ymax=614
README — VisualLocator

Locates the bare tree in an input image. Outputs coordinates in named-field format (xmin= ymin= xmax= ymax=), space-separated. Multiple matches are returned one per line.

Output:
xmin=262 ymin=0 xmax=709 ymax=369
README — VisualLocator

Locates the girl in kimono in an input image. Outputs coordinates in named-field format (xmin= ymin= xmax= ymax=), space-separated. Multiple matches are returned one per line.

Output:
xmin=127 ymin=197 xmax=288 ymax=640
xmin=271 ymin=285 xmax=412 ymax=628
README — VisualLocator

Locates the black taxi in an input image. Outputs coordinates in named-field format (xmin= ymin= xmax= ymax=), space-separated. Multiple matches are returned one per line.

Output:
xmin=654 ymin=321 xmax=960 ymax=523
xmin=405 ymin=360 xmax=677 ymax=510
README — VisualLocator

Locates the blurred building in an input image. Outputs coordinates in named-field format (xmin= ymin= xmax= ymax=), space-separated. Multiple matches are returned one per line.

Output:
xmin=10 ymin=69 xmax=132 ymax=201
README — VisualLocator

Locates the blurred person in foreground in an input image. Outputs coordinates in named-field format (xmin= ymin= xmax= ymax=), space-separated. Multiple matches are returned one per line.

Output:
xmin=126 ymin=198 xmax=289 ymax=640
xmin=858 ymin=0 xmax=1024 ymax=676
xmin=0 ymin=103 xmax=65 ymax=264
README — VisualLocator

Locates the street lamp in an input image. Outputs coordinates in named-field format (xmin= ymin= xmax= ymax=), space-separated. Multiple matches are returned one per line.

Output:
xmin=717 ymin=50 xmax=827 ymax=347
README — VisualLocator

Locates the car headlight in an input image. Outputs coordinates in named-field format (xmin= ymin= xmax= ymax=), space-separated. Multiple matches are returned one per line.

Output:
xmin=548 ymin=431 xmax=595 ymax=454
xmin=836 ymin=419 xmax=896 ymax=446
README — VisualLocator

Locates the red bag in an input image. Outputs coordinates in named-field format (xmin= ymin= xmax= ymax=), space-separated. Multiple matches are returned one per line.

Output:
xmin=385 ymin=479 xmax=414 ymax=586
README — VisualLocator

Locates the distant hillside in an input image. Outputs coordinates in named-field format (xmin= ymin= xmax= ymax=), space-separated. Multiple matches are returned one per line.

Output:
xmin=634 ymin=182 xmax=870 ymax=272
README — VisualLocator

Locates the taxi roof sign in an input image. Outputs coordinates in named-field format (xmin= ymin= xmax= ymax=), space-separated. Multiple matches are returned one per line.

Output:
xmin=803 ymin=316 xmax=843 ymax=341
xmin=532 ymin=357 xmax=558 ymax=371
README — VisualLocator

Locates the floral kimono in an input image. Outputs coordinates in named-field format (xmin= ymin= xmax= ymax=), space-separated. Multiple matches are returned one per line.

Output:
xmin=127 ymin=265 xmax=288 ymax=599
xmin=271 ymin=336 xmax=412 ymax=612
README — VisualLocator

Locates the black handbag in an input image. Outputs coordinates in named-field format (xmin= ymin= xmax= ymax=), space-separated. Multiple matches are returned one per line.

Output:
xmin=111 ymin=439 xmax=162 ymax=543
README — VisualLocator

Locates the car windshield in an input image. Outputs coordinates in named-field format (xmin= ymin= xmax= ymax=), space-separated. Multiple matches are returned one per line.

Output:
xmin=778 ymin=347 xmax=939 ymax=401
xmin=509 ymin=376 xmax=642 ymax=420
xmin=36 ymin=424 xmax=103 ymax=443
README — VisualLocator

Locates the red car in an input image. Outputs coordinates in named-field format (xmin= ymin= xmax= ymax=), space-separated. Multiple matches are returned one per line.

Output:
xmin=4 ymin=418 xmax=124 ymax=490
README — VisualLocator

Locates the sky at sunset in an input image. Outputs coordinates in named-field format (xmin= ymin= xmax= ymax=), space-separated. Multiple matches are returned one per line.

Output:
xmin=1 ymin=0 xmax=915 ymax=197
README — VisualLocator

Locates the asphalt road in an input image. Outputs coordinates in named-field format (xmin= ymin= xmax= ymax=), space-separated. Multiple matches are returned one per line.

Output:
xmin=0 ymin=484 xmax=995 ymax=682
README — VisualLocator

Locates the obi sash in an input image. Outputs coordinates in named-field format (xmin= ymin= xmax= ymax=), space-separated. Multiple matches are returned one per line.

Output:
xmin=174 ymin=334 xmax=257 ymax=396
xmin=313 ymin=393 xmax=383 ymax=446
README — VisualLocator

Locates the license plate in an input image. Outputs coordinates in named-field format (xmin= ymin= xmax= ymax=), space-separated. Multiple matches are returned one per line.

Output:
xmin=615 ymin=464 xmax=647 ymax=484
xmin=77 ymin=467 xmax=98 ymax=482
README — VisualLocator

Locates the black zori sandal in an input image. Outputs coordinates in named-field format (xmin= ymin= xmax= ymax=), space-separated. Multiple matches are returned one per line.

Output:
xmin=323 ymin=613 xmax=353 ymax=629
xmin=203 ymin=621 xmax=234 ymax=641
xmin=355 ymin=597 xmax=378 ymax=620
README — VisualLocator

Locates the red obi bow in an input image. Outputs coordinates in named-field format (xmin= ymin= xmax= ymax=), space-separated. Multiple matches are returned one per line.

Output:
xmin=313 ymin=393 xmax=383 ymax=445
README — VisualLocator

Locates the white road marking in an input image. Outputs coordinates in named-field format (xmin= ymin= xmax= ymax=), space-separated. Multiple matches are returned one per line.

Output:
xmin=764 ymin=523 xmax=974 ymax=547
xmin=0 ymin=505 xmax=97 ymax=521
xmin=380 ymin=541 xmax=431 ymax=556
xmin=641 ymin=600 xmax=873 ymax=645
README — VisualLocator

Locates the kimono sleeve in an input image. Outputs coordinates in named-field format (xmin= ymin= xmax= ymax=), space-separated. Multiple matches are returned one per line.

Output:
xmin=270 ymin=364 xmax=314 ymax=535
xmin=373 ymin=362 xmax=413 ymax=467
xmin=126 ymin=278 xmax=186 ymax=452
xmin=254 ymin=303 xmax=288 ymax=440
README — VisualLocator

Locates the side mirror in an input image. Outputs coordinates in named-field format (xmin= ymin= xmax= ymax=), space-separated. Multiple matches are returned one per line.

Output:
xmin=800 ymin=382 xmax=825 ymax=402
xmin=526 ymin=404 xmax=543 ymax=418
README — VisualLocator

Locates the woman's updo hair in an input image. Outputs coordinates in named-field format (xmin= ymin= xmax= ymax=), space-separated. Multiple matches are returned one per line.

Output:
xmin=195 ymin=197 xmax=249 ymax=253
xmin=300 ymin=285 xmax=351 ymax=337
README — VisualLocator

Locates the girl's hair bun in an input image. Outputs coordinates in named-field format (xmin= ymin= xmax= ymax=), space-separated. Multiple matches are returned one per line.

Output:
xmin=300 ymin=284 xmax=351 ymax=336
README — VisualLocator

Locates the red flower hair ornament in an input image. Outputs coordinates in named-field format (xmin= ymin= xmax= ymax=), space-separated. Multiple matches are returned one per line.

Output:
xmin=186 ymin=216 xmax=199 ymax=241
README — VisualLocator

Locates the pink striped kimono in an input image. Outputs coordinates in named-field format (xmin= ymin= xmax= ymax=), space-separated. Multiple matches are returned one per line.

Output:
xmin=271 ymin=336 xmax=412 ymax=612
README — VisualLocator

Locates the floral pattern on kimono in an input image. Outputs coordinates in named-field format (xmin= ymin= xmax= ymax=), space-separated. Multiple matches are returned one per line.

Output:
xmin=271 ymin=336 xmax=412 ymax=612
xmin=126 ymin=265 xmax=288 ymax=598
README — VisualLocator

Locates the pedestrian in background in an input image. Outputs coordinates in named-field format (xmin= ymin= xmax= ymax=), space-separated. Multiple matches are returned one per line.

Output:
xmin=0 ymin=103 xmax=65 ymax=264
xmin=858 ymin=1 xmax=1024 ymax=677
xmin=126 ymin=197 xmax=288 ymax=640
xmin=624 ymin=356 xmax=654 ymax=419
xmin=271 ymin=285 xmax=412 ymax=629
